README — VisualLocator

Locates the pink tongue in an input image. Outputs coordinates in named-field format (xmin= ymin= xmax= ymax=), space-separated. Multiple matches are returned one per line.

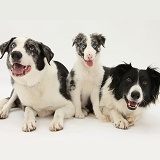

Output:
xmin=12 ymin=64 xmax=24 ymax=74
xmin=129 ymin=101 xmax=137 ymax=106
xmin=86 ymin=60 xmax=93 ymax=67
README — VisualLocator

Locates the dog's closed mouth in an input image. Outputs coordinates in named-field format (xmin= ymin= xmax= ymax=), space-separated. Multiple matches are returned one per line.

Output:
xmin=124 ymin=96 xmax=139 ymax=110
xmin=85 ymin=60 xmax=93 ymax=67
xmin=11 ymin=63 xmax=31 ymax=77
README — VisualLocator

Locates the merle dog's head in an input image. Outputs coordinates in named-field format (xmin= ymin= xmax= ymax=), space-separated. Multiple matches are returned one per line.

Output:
xmin=109 ymin=63 xmax=160 ymax=110
xmin=0 ymin=37 xmax=54 ymax=78
xmin=72 ymin=33 xmax=105 ymax=67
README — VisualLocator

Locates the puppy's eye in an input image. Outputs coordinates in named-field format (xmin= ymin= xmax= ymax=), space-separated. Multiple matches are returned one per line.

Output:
xmin=142 ymin=80 xmax=147 ymax=85
xmin=80 ymin=44 xmax=86 ymax=49
xmin=126 ymin=77 xmax=132 ymax=83
xmin=92 ymin=44 xmax=97 ymax=49
xmin=10 ymin=43 xmax=16 ymax=48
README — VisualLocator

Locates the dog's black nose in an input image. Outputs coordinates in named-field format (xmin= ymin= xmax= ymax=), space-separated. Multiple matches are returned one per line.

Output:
xmin=131 ymin=91 xmax=140 ymax=100
xmin=11 ymin=51 xmax=22 ymax=61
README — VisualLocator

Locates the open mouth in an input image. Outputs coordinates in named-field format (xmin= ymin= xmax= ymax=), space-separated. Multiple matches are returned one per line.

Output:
xmin=85 ymin=60 xmax=93 ymax=67
xmin=11 ymin=63 xmax=31 ymax=77
xmin=124 ymin=96 xmax=139 ymax=110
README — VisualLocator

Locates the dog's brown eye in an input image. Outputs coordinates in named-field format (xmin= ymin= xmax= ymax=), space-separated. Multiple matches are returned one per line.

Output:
xmin=142 ymin=80 xmax=147 ymax=85
xmin=126 ymin=77 xmax=132 ymax=83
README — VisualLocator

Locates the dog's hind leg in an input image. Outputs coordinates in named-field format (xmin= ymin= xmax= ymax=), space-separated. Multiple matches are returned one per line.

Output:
xmin=49 ymin=101 xmax=75 ymax=131
xmin=0 ymin=90 xmax=17 ymax=119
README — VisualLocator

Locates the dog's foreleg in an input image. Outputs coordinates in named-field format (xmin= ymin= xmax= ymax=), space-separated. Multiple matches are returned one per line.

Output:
xmin=110 ymin=109 xmax=129 ymax=129
xmin=91 ymin=88 xmax=105 ymax=120
xmin=49 ymin=101 xmax=75 ymax=131
xmin=22 ymin=107 xmax=37 ymax=132
xmin=71 ymin=89 xmax=85 ymax=118
xmin=0 ymin=90 xmax=17 ymax=119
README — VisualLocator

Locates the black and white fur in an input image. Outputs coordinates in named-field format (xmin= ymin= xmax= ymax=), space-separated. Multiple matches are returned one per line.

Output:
xmin=67 ymin=33 xmax=106 ymax=119
xmin=0 ymin=37 xmax=75 ymax=132
xmin=100 ymin=63 xmax=160 ymax=129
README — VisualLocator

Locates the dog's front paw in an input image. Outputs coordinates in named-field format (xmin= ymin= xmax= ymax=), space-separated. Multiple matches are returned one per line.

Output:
xmin=75 ymin=111 xmax=85 ymax=119
xmin=0 ymin=99 xmax=9 ymax=119
xmin=82 ymin=108 xmax=89 ymax=117
xmin=126 ymin=115 xmax=135 ymax=126
xmin=114 ymin=118 xmax=129 ymax=129
xmin=49 ymin=121 xmax=63 ymax=132
xmin=22 ymin=118 xmax=36 ymax=132
xmin=0 ymin=107 xmax=9 ymax=119
xmin=95 ymin=114 xmax=106 ymax=121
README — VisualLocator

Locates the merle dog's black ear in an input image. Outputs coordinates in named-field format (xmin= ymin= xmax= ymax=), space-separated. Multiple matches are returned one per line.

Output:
xmin=110 ymin=63 xmax=132 ymax=90
xmin=147 ymin=67 xmax=160 ymax=103
xmin=96 ymin=34 xmax=105 ymax=47
xmin=91 ymin=33 xmax=106 ymax=47
xmin=0 ymin=37 xmax=16 ymax=59
xmin=40 ymin=43 xmax=54 ymax=65
xmin=72 ymin=33 xmax=85 ymax=46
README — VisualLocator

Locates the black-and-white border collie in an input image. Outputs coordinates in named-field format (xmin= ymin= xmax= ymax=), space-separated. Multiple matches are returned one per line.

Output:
xmin=67 ymin=33 xmax=106 ymax=119
xmin=0 ymin=37 xmax=75 ymax=132
xmin=100 ymin=63 xmax=160 ymax=129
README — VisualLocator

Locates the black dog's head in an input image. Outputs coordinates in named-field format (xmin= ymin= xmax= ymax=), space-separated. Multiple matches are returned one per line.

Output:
xmin=109 ymin=63 xmax=160 ymax=110
xmin=0 ymin=37 xmax=54 ymax=77
xmin=72 ymin=33 xmax=105 ymax=67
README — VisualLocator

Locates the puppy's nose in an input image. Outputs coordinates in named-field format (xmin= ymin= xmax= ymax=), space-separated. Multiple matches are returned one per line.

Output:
xmin=11 ymin=51 xmax=22 ymax=61
xmin=87 ymin=54 xmax=93 ymax=60
xmin=131 ymin=91 xmax=140 ymax=100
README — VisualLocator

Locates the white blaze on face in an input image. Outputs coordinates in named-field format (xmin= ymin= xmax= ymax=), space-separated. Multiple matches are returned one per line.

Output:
xmin=126 ymin=84 xmax=143 ymax=103
xmin=9 ymin=37 xmax=35 ymax=67
xmin=83 ymin=36 xmax=96 ymax=67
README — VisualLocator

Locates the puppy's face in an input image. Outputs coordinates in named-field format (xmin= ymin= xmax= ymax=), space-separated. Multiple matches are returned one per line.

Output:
xmin=73 ymin=33 xmax=105 ymax=67
xmin=0 ymin=37 xmax=54 ymax=85
xmin=110 ymin=64 xmax=160 ymax=110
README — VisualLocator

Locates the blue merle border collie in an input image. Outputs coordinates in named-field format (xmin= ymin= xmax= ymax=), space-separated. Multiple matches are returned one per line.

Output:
xmin=0 ymin=37 xmax=75 ymax=132
xmin=100 ymin=63 xmax=160 ymax=129
xmin=67 ymin=33 xmax=106 ymax=120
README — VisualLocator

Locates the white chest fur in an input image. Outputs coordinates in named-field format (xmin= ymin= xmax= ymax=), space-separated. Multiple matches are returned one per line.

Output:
xmin=13 ymin=63 xmax=68 ymax=112
xmin=74 ymin=60 xmax=104 ymax=103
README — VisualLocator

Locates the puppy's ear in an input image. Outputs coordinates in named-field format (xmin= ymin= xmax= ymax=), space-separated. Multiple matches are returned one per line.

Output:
xmin=40 ymin=43 xmax=54 ymax=65
xmin=147 ymin=67 xmax=160 ymax=103
xmin=72 ymin=33 xmax=85 ymax=46
xmin=97 ymin=34 xmax=105 ymax=47
xmin=0 ymin=37 xmax=16 ymax=59
xmin=91 ymin=33 xmax=106 ymax=47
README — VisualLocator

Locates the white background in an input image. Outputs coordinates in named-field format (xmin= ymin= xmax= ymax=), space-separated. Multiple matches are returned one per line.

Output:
xmin=0 ymin=1 xmax=160 ymax=160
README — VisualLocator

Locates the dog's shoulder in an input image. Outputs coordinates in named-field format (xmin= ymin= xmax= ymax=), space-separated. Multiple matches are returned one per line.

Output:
xmin=53 ymin=61 xmax=70 ymax=100
xmin=54 ymin=61 xmax=69 ymax=77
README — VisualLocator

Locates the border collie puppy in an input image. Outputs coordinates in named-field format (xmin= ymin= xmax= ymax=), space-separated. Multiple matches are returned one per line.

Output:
xmin=0 ymin=37 xmax=75 ymax=132
xmin=67 ymin=33 xmax=106 ymax=119
xmin=100 ymin=63 xmax=160 ymax=129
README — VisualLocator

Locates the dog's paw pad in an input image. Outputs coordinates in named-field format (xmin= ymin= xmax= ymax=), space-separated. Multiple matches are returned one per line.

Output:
xmin=114 ymin=119 xmax=129 ymax=129
xmin=22 ymin=120 xmax=36 ymax=132
xmin=49 ymin=122 xmax=63 ymax=132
